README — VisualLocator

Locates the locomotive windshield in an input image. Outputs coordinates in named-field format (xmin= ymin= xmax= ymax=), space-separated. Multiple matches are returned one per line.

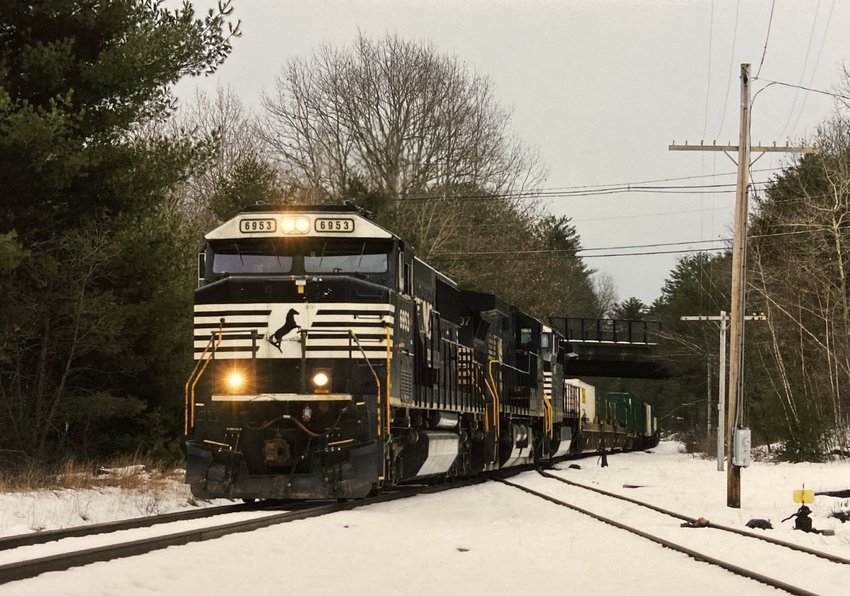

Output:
xmin=208 ymin=238 xmax=392 ymax=277
xmin=212 ymin=238 xmax=293 ymax=274
xmin=304 ymin=240 xmax=388 ymax=273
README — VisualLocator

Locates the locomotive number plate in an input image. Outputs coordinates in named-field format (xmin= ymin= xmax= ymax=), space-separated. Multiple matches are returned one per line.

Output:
xmin=239 ymin=218 xmax=277 ymax=233
xmin=314 ymin=218 xmax=355 ymax=233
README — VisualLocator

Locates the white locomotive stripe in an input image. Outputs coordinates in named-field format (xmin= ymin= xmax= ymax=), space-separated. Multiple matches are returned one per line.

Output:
xmin=194 ymin=334 xmax=392 ymax=346
xmin=195 ymin=303 xmax=393 ymax=311
xmin=194 ymin=339 xmax=387 ymax=352
xmin=194 ymin=319 xmax=270 ymax=328
xmin=194 ymin=302 xmax=393 ymax=312
xmin=194 ymin=334 xmax=390 ymax=343
xmin=211 ymin=393 xmax=354 ymax=402
xmin=304 ymin=351 xmax=388 ymax=359
xmin=193 ymin=314 xmax=395 ymax=325
xmin=194 ymin=315 xmax=271 ymax=323
xmin=193 ymin=301 xmax=397 ymax=359
xmin=201 ymin=350 xmax=389 ymax=360
xmin=194 ymin=339 xmax=391 ymax=349
xmin=193 ymin=323 xmax=395 ymax=332
xmin=194 ymin=305 xmax=272 ymax=313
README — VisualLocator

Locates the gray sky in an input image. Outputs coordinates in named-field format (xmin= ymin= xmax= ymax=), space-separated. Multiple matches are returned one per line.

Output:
xmin=180 ymin=0 xmax=850 ymax=307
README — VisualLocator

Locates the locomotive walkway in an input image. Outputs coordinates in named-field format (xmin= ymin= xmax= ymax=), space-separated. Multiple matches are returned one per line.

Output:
xmin=549 ymin=317 xmax=670 ymax=380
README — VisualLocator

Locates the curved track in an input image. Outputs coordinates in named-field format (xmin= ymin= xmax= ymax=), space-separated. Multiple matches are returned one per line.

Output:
xmin=499 ymin=472 xmax=848 ymax=596
xmin=0 ymin=479 xmax=484 ymax=586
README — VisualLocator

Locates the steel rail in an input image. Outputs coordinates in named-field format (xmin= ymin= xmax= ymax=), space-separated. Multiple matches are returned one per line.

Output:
xmin=538 ymin=469 xmax=850 ymax=565
xmin=0 ymin=502 xmax=272 ymax=552
xmin=499 ymin=478 xmax=821 ymax=596
xmin=0 ymin=478 xmax=485 ymax=586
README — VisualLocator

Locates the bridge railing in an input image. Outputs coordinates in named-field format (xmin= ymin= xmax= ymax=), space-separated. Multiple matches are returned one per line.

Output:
xmin=549 ymin=317 xmax=661 ymax=345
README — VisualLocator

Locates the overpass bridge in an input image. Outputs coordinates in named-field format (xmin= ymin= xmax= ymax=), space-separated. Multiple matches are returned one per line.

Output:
xmin=548 ymin=317 xmax=670 ymax=379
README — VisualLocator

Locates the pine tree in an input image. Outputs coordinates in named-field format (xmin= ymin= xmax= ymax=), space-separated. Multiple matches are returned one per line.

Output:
xmin=0 ymin=0 xmax=239 ymax=459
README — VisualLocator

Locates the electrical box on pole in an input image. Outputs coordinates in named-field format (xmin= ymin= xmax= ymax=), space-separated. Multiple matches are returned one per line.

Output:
xmin=732 ymin=427 xmax=751 ymax=467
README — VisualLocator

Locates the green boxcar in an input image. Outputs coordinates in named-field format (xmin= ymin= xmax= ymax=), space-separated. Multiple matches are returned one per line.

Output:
xmin=605 ymin=392 xmax=631 ymax=428
xmin=604 ymin=392 xmax=649 ymax=435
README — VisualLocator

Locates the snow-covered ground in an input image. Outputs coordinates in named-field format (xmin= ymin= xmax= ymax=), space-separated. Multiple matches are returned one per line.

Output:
xmin=0 ymin=441 xmax=848 ymax=595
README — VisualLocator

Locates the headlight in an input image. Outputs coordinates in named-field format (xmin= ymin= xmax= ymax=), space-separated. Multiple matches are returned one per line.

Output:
xmin=311 ymin=370 xmax=330 ymax=393
xmin=227 ymin=371 xmax=245 ymax=391
xmin=282 ymin=216 xmax=310 ymax=234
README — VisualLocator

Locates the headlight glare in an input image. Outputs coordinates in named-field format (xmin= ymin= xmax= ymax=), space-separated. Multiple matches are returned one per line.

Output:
xmin=312 ymin=371 xmax=329 ymax=388
xmin=227 ymin=372 xmax=244 ymax=390
xmin=282 ymin=216 xmax=310 ymax=234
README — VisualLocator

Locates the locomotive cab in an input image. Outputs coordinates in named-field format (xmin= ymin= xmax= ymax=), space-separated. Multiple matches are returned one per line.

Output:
xmin=204 ymin=236 xmax=398 ymax=290
xmin=186 ymin=205 xmax=404 ymax=500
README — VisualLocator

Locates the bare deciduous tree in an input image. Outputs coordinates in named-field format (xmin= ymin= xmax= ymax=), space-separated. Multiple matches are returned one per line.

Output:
xmin=257 ymin=32 xmax=604 ymax=322
xmin=260 ymin=33 xmax=545 ymax=259
xmin=749 ymin=115 xmax=850 ymax=457
xmin=593 ymin=273 xmax=619 ymax=318
xmin=165 ymin=85 xmax=280 ymax=228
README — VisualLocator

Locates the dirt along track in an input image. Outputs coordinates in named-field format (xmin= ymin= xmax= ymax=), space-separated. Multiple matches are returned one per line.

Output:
xmin=499 ymin=470 xmax=849 ymax=596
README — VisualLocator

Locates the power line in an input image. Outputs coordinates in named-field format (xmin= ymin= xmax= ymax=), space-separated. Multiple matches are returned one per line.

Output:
xmin=583 ymin=238 xmax=727 ymax=253
xmin=702 ymin=0 xmax=715 ymax=139
xmin=428 ymin=228 xmax=827 ymax=262
xmin=776 ymin=0 xmax=821 ymax=140
xmin=715 ymin=0 xmax=741 ymax=138
xmin=432 ymin=239 xmax=729 ymax=259
xmin=755 ymin=0 xmax=776 ymax=78
xmin=400 ymin=166 xmax=787 ymax=203
xmin=404 ymin=183 xmax=739 ymax=202
xmin=571 ymin=204 xmax=732 ymax=223
xmin=530 ymin=167 xmax=783 ymax=194
xmin=430 ymin=247 xmax=729 ymax=261
xmin=789 ymin=0 xmax=836 ymax=137
xmin=418 ymin=204 xmax=735 ymax=233
xmin=755 ymin=79 xmax=850 ymax=102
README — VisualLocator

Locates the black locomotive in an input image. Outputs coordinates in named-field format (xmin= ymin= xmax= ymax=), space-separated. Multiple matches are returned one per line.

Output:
xmin=185 ymin=204 xmax=657 ymax=500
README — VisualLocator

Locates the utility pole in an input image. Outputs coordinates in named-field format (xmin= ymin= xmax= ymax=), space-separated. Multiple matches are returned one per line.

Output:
xmin=681 ymin=311 xmax=764 ymax=472
xmin=681 ymin=313 xmax=728 ymax=471
xmin=706 ymin=361 xmax=712 ymax=438
xmin=671 ymin=64 xmax=816 ymax=508
xmin=727 ymin=63 xmax=752 ymax=509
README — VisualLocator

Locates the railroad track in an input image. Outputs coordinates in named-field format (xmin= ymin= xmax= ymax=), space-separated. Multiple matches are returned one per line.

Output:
xmin=498 ymin=470 xmax=849 ymax=596
xmin=537 ymin=469 xmax=850 ymax=565
xmin=0 ymin=501 xmax=272 ymax=552
xmin=0 ymin=478 xmax=484 ymax=586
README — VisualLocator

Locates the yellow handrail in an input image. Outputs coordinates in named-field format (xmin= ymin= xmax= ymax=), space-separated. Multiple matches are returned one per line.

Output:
xmin=542 ymin=395 xmax=554 ymax=438
xmin=184 ymin=321 xmax=223 ymax=435
xmin=487 ymin=360 xmax=501 ymax=439
xmin=349 ymin=330 xmax=382 ymax=437
xmin=483 ymin=376 xmax=496 ymax=432
xmin=384 ymin=326 xmax=391 ymax=437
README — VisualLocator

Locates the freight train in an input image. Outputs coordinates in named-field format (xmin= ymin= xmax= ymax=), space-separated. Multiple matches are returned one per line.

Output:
xmin=185 ymin=204 xmax=657 ymax=500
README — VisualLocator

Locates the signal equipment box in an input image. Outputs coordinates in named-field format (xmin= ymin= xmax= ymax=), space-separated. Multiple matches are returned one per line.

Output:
xmin=732 ymin=427 xmax=752 ymax=467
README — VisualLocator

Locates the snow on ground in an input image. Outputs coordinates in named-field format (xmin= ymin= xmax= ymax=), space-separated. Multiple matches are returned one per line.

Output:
xmin=0 ymin=472 xmax=226 ymax=537
xmin=0 ymin=442 xmax=848 ymax=596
